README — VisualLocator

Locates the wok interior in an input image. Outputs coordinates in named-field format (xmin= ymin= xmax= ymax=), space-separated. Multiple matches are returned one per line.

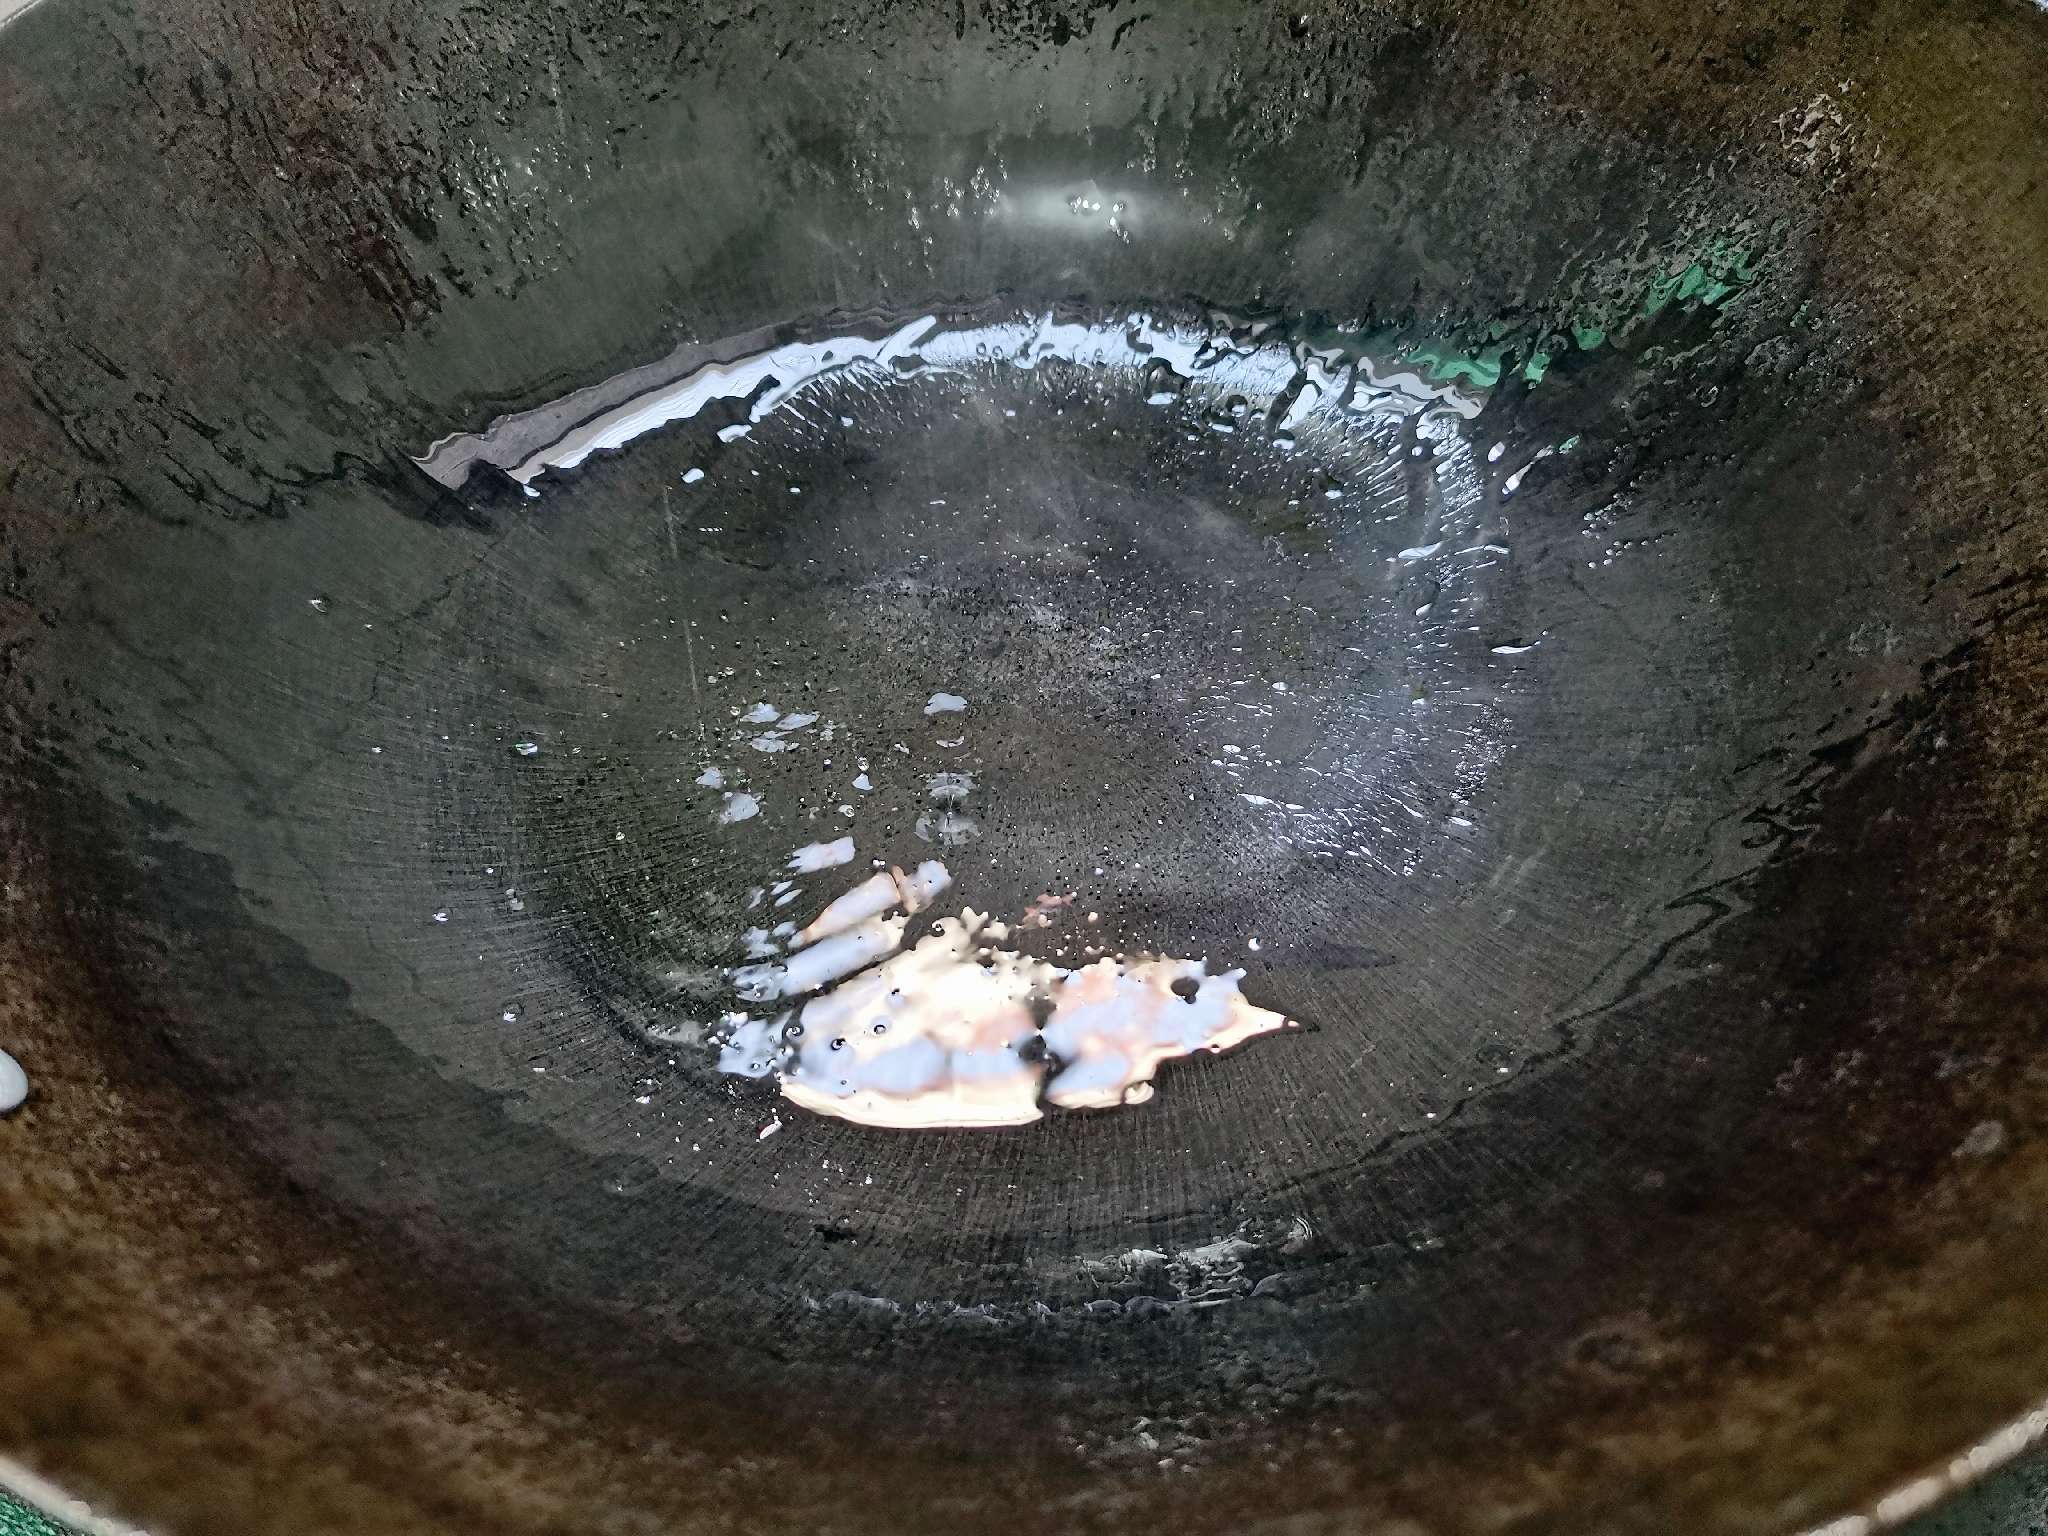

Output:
xmin=4 ymin=0 xmax=2048 ymax=1532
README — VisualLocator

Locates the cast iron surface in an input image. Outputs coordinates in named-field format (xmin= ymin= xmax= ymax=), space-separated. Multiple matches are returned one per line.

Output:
xmin=3 ymin=0 xmax=2048 ymax=1532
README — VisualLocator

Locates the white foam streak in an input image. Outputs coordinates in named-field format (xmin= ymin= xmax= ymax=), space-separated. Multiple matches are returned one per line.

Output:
xmin=416 ymin=311 xmax=1487 ymax=493
xmin=505 ymin=316 xmax=937 ymax=485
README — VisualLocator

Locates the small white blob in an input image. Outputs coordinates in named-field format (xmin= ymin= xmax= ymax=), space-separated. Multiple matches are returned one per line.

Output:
xmin=718 ymin=792 xmax=761 ymax=824
xmin=924 ymin=692 xmax=969 ymax=715
xmin=788 ymin=836 xmax=857 ymax=873
xmin=0 ymin=1049 xmax=28 ymax=1114
xmin=895 ymin=860 xmax=953 ymax=911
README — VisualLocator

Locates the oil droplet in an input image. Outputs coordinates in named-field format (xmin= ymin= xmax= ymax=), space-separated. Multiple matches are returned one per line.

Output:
xmin=603 ymin=1163 xmax=657 ymax=1196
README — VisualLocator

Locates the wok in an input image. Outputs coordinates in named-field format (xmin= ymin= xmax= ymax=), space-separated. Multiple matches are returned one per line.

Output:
xmin=4 ymin=0 xmax=2048 ymax=1531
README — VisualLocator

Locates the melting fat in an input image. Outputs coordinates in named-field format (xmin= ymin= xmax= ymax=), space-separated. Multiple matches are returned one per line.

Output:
xmin=723 ymin=863 xmax=1292 ymax=1129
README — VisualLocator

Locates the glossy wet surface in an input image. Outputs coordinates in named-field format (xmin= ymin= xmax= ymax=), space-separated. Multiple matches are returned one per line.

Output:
xmin=5 ymin=0 xmax=2048 ymax=1532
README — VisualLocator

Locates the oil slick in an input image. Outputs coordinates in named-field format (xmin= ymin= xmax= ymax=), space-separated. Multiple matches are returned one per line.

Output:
xmin=716 ymin=861 xmax=1293 ymax=1129
xmin=432 ymin=308 xmax=1496 ymax=1129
